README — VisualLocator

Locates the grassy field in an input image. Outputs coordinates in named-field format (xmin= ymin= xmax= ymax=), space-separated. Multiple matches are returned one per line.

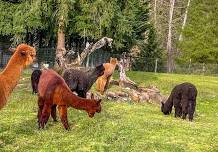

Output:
xmin=0 ymin=70 xmax=218 ymax=152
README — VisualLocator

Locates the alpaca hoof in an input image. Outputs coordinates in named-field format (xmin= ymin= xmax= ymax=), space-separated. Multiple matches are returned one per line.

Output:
xmin=64 ymin=126 xmax=70 ymax=130
xmin=39 ymin=120 xmax=46 ymax=129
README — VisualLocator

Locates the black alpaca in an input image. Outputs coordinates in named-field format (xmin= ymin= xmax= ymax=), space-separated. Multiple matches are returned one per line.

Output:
xmin=62 ymin=64 xmax=105 ymax=98
xmin=161 ymin=82 xmax=197 ymax=121
xmin=31 ymin=69 xmax=42 ymax=94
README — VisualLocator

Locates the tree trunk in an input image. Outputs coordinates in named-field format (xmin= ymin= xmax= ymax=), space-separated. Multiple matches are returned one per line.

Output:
xmin=167 ymin=0 xmax=175 ymax=73
xmin=55 ymin=16 xmax=67 ymax=69
xmin=179 ymin=0 xmax=191 ymax=41
xmin=154 ymin=0 xmax=157 ymax=28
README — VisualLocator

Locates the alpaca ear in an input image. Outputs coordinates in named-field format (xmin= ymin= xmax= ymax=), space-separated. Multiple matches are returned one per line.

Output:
xmin=110 ymin=57 xmax=112 ymax=62
xmin=91 ymin=93 xmax=94 ymax=99
xmin=161 ymin=102 xmax=164 ymax=106
xmin=9 ymin=47 xmax=16 ymax=53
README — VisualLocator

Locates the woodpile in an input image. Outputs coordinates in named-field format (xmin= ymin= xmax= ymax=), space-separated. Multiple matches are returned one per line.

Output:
xmin=104 ymin=84 xmax=166 ymax=104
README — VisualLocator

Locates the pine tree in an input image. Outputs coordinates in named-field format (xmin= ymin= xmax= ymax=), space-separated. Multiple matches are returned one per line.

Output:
xmin=179 ymin=0 xmax=218 ymax=63
xmin=132 ymin=27 xmax=162 ymax=72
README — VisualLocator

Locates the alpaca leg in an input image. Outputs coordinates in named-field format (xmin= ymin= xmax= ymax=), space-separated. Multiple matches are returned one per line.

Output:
xmin=0 ymin=94 xmax=7 ymax=110
xmin=35 ymin=82 xmax=39 ymax=94
xmin=173 ymin=99 xmax=182 ymax=117
xmin=82 ymin=91 xmax=87 ymax=98
xmin=39 ymin=104 xmax=51 ymax=129
xmin=51 ymin=104 xmax=57 ymax=122
xmin=175 ymin=106 xmax=182 ymax=118
xmin=31 ymin=79 xmax=35 ymax=94
xmin=58 ymin=105 xmax=69 ymax=130
xmin=104 ymin=75 xmax=112 ymax=91
xmin=96 ymin=78 xmax=100 ymax=92
xmin=31 ymin=83 xmax=35 ymax=94
xmin=100 ymin=77 xmax=107 ymax=94
xmin=37 ymin=97 xmax=44 ymax=128
xmin=188 ymin=100 xmax=196 ymax=121
xmin=181 ymin=98 xmax=189 ymax=120
xmin=77 ymin=90 xmax=86 ymax=98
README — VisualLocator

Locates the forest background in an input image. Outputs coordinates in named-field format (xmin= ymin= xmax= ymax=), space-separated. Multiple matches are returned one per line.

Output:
xmin=0 ymin=0 xmax=217 ymax=73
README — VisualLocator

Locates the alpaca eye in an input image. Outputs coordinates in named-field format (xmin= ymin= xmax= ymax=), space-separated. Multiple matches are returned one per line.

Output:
xmin=21 ymin=51 xmax=26 ymax=56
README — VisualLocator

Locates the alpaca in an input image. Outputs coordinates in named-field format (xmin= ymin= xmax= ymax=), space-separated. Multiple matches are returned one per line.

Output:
xmin=161 ymin=82 xmax=197 ymax=121
xmin=31 ymin=69 xmax=42 ymax=94
xmin=37 ymin=69 xmax=102 ymax=130
xmin=0 ymin=44 xmax=36 ymax=109
xmin=96 ymin=57 xmax=118 ymax=94
xmin=62 ymin=64 xmax=105 ymax=98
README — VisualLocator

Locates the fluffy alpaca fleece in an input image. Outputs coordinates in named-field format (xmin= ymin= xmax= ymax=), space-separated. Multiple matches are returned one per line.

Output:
xmin=37 ymin=69 xmax=102 ymax=130
xmin=96 ymin=58 xmax=118 ymax=94
xmin=0 ymin=44 xmax=36 ymax=109
xmin=62 ymin=64 xmax=105 ymax=98
xmin=31 ymin=69 xmax=42 ymax=94
xmin=161 ymin=82 xmax=197 ymax=121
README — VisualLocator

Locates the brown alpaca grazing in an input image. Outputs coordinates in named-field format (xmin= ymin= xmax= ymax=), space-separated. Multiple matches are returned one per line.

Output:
xmin=0 ymin=44 xmax=36 ymax=109
xmin=37 ymin=69 xmax=102 ymax=130
xmin=96 ymin=57 xmax=118 ymax=94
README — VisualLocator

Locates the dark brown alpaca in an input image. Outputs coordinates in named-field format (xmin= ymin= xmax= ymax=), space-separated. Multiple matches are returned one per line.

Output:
xmin=31 ymin=69 xmax=42 ymax=94
xmin=37 ymin=69 xmax=102 ymax=130
xmin=161 ymin=82 xmax=197 ymax=121
xmin=62 ymin=64 xmax=105 ymax=98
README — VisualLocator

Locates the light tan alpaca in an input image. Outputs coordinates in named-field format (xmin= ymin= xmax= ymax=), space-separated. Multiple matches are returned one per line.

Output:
xmin=96 ymin=57 xmax=118 ymax=94
xmin=0 ymin=44 xmax=36 ymax=109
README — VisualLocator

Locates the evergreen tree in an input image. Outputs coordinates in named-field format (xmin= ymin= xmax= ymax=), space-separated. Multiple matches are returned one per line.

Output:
xmin=132 ymin=26 xmax=162 ymax=72
xmin=0 ymin=0 xmax=161 ymax=70
xmin=178 ymin=0 xmax=218 ymax=63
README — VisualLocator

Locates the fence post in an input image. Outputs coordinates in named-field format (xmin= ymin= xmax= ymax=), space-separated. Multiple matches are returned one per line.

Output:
xmin=202 ymin=63 xmax=205 ymax=74
xmin=154 ymin=58 xmax=158 ymax=73
xmin=188 ymin=58 xmax=192 ymax=74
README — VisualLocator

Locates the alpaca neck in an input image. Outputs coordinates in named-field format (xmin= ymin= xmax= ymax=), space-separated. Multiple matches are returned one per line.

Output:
xmin=110 ymin=63 xmax=116 ymax=69
xmin=165 ymin=95 xmax=173 ymax=109
xmin=1 ymin=55 xmax=23 ymax=94
xmin=109 ymin=63 xmax=117 ymax=73
xmin=64 ymin=89 xmax=93 ymax=110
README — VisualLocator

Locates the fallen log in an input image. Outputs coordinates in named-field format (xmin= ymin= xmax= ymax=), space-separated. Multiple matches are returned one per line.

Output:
xmin=101 ymin=59 xmax=166 ymax=104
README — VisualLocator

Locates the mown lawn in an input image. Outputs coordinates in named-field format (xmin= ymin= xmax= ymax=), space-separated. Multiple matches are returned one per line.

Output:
xmin=0 ymin=70 xmax=218 ymax=152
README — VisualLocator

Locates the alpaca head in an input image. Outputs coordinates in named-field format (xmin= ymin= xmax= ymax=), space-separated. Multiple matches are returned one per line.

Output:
xmin=161 ymin=102 xmax=172 ymax=115
xmin=94 ymin=64 xmax=105 ymax=76
xmin=110 ymin=57 xmax=118 ymax=65
xmin=87 ymin=94 xmax=102 ymax=118
xmin=14 ymin=44 xmax=36 ymax=67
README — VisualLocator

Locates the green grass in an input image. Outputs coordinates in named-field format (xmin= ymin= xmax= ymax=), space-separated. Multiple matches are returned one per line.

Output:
xmin=0 ymin=70 xmax=218 ymax=152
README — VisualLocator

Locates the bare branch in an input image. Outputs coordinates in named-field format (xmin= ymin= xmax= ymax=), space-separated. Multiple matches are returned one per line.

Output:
xmin=65 ymin=37 xmax=113 ymax=68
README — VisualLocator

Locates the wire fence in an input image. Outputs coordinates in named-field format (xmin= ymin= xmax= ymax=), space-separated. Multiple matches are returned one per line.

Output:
xmin=1 ymin=47 xmax=218 ymax=76
xmin=36 ymin=48 xmax=56 ymax=67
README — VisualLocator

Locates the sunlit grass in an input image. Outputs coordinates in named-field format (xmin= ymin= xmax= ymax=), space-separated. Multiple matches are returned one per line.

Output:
xmin=0 ymin=70 xmax=218 ymax=151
